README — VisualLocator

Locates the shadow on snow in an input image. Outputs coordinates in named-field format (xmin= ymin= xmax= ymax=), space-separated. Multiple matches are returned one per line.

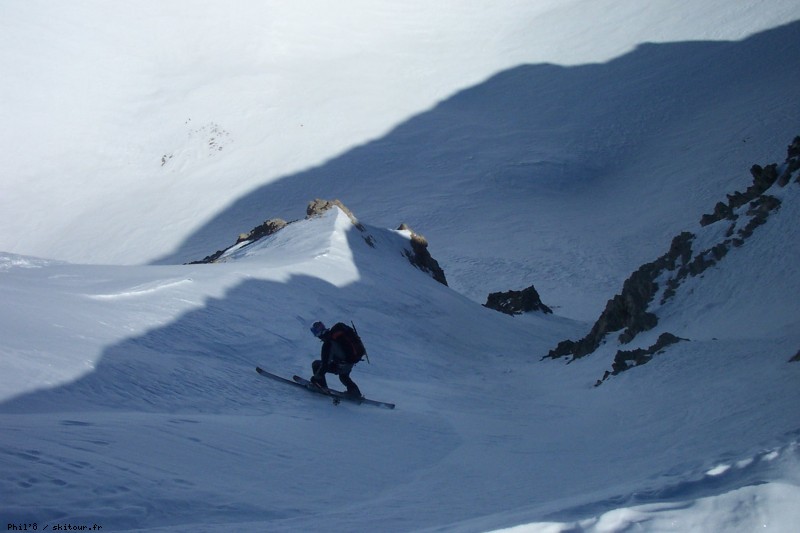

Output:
xmin=153 ymin=21 xmax=800 ymax=273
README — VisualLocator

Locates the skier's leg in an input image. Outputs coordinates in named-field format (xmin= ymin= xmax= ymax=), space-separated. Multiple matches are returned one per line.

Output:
xmin=311 ymin=360 xmax=328 ymax=388
xmin=338 ymin=365 xmax=361 ymax=397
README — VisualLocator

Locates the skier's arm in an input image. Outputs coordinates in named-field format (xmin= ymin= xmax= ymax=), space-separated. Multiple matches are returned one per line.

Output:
xmin=316 ymin=342 xmax=331 ymax=375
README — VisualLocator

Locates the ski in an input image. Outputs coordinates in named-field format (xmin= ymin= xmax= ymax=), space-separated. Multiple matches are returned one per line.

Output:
xmin=292 ymin=375 xmax=395 ymax=409
xmin=255 ymin=366 xmax=303 ymax=387
xmin=255 ymin=367 xmax=395 ymax=409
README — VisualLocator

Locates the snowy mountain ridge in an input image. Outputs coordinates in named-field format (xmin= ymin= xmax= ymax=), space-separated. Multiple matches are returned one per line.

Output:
xmin=190 ymin=197 xmax=449 ymax=289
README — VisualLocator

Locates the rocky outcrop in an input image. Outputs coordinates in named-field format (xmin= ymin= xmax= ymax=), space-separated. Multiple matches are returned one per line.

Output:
xmin=595 ymin=333 xmax=685 ymax=386
xmin=700 ymin=164 xmax=778 ymax=226
xmin=306 ymin=198 xmax=364 ymax=231
xmin=699 ymin=136 xmax=799 ymax=226
xmin=547 ymin=231 xmax=693 ymax=360
xmin=484 ymin=285 xmax=552 ymax=315
xmin=780 ymin=136 xmax=800 ymax=185
xmin=546 ymin=134 xmax=800 ymax=381
xmin=189 ymin=248 xmax=227 ymax=265
xmin=237 ymin=218 xmax=287 ymax=244
xmin=188 ymin=217 xmax=292 ymax=264
xmin=397 ymin=224 xmax=448 ymax=286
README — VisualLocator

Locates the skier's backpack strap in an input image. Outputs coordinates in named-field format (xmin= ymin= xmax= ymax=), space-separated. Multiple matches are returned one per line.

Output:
xmin=351 ymin=321 xmax=370 ymax=364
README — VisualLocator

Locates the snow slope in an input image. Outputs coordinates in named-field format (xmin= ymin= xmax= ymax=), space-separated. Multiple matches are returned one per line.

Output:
xmin=1 ymin=204 xmax=799 ymax=532
xmin=2 ymin=0 xmax=800 ymax=531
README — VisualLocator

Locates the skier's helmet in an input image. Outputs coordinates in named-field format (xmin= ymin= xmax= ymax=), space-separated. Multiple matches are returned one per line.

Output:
xmin=310 ymin=321 xmax=327 ymax=338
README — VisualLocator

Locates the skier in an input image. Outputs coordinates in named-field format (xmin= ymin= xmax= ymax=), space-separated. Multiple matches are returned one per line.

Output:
xmin=309 ymin=321 xmax=364 ymax=398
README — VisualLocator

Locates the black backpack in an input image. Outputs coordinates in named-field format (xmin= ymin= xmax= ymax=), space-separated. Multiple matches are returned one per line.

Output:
xmin=329 ymin=322 xmax=367 ymax=364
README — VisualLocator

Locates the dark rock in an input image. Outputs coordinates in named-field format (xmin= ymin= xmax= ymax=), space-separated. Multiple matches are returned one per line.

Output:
xmin=187 ymin=249 xmax=226 ymax=265
xmin=738 ymin=195 xmax=781 ymax=240
xmin=484 ymin=285 xmax=552 ymax=315
xmin=749 ymin=164 xmax=779 ymax=197
xmin=238 ymin=218 xmax=288 ymax=243
xmin=788 ymin=136 xmax=800 ymax=159
xmin=700 ymin=201 xmax=736 ymax=227
xmin=780 ymin=137 xmax=800 ymax=185
xmin=397 ymin=224 xmax=448 ymax=286
xmin=545 ymin=232 xmax=695 ymax=361
xmin=609 ymin=332 xmax=684 ymax=376
xmin=545 ymin=339 xmax=577 ymax=360
xmin=711 ymin=242 xmax=729 ymax=261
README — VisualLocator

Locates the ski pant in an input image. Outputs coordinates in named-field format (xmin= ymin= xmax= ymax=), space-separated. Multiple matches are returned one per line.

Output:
xmin=312 ymin=359 xmax=360 ymax=394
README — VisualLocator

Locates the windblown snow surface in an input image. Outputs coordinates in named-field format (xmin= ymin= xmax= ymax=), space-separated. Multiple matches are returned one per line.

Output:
xmin=2 ymin=1 xmax=800 ymax=531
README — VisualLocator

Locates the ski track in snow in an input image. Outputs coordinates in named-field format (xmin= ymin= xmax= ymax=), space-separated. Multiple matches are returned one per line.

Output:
xmin=87 ymin=279 xmax=194 ymax=300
